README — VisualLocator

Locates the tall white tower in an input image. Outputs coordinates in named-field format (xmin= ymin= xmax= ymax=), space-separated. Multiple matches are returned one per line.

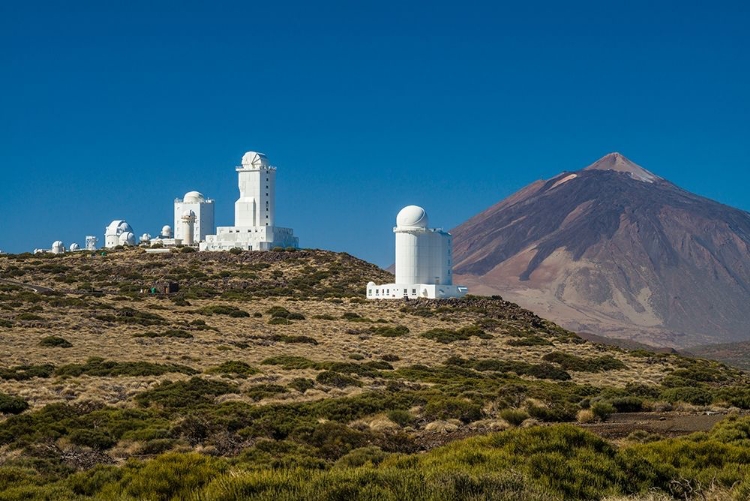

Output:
xmin=181 ymin=210 xmax=196 ymax=245
xmin=235 ymin=151 xmax=275 ymax=227
xmin=367 ymin=205 xmax=466 ymax=300
xmin=201 ymin=150 xmax=298 ymax=251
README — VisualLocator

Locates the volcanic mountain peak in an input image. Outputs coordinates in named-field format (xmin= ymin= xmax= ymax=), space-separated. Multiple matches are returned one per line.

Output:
xmin=583 ymin=152 xmax=661 ymax=183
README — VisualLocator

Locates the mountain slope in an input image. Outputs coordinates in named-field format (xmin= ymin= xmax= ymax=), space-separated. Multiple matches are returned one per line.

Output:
xmin=453 ymin=153 xmax=750 ymax=348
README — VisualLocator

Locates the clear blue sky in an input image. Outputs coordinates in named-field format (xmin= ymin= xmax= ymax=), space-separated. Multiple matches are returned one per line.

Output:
xmin=1 ymin=1 xmax=748 ymax=266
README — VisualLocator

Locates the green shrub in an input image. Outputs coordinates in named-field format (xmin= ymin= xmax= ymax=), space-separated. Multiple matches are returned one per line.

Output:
xmin=499 ymin=408 xmax=530 ymax=426
xmin=507 ymin=335 xmax=553 ymax=347
xmin=289 ymin=378 xmax=315 ymax=393
xmin=55 ymin=358 xmax=197 ymax=377
xmin=335 ymin=446 xmax=389 ymax=468
xmin=135 ymin=377 xmax=240 ymax=410
xmin=261 ymin=356 xmax=320 ymax=370
xmin=133 ymin=329 xmax=193 ymax=339
xmin=39 ymin=336 xmax=72 ymax=348
xmin=269 ymin=317 xmax=291 ymax=325
xmin=381 ymin=354 xmax=400 ymax=362
xmin=229 ymin=247 xmax=242 ymax=255
xmin=208 ymin=361 xmax=259 ymax=376
xmin=660 ymin=387 xmax=714 ymax=406
xmin=0 ymin=393 xmax=29 ymax=414
xmin=542 ymin=352 xmax=626 ymax=372
xmin=17 ymin=312 xmax=43 ymax=321
xmin=591 ymin=401 xmax=616 ymax=421
xmin=0 ymin=319 xmax=13 ymax=328
xmin=316 ymin=371 xmax=361 ymax=388
xmin=198 ymin=305 xmax=249 ymax=317
xmin=68 ymin=429 xmax=117 ymax=450
xmin=387 ymin=409 xmax=416 ymax=427
xmin=247 ymin=384 xmax=288 ymax=401
xmin=269 ymin=334 xmax=318 ymax=344
xmin=424 ymin=397 xmax=482 ymax=423
xmin=371 ymin=325 xmax=409 ymax=337
xmin=420 ymin=326 xmax=491 ymax=344
xmin=610 ymin=397 xmax=644 ymax=412
xmin=0 ymin=364 xmax=55 ymax=380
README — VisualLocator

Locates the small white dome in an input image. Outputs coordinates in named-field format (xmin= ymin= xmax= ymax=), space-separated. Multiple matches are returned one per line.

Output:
xmin=140 ymin=233 xmax=151 ymax=242
xmin=181 ymin=209 xmax=196 ymax=220
xmin=51 ymin=241 xmax=65 ymax=254
xmin=183 ymin=191 xmax=204 ymax=203
xmin=396 ymin=205 xmax=429 ymax=228
xmin=161 ymin=225 xmax=172 ymax=238
xmin=241 ymin=151 xmax=269 ymax=169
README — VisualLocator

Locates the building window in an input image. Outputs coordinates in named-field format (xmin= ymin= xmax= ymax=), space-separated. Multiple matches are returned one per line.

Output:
xmin=412 ymin=289 xmax=416 ymax=294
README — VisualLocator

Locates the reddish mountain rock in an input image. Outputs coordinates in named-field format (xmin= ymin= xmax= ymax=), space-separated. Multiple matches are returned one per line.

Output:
xmin=452 ymin=153 xmax=750 ymax=348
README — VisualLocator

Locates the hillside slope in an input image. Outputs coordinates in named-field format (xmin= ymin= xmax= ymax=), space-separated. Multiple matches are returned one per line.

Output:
xmin=0 ymin=248 xmax=748 ymax=499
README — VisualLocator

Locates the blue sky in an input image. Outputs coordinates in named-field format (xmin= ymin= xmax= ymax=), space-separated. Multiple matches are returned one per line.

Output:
xmin=1 ymin=1 xmax=748 ymax=266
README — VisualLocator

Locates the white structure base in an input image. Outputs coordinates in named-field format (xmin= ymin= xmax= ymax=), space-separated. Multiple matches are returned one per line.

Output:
xmin=367 ymin=282 xmax=468 ymax=300
xmin=200 ymin=226 xmax=298 ymax=251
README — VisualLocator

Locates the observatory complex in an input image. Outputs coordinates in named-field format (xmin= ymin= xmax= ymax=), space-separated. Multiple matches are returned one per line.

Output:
xmin=201 ymin=151 xmax=298 ymax=251
xmin=367 ymin=205 xmax=468 ymax=299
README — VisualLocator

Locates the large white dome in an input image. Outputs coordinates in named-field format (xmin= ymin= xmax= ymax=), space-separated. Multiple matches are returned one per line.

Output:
xmin=183 ymin=191 xmax=205 ymax=203
xmin=396 ymin=205 xmax=429 ymax=229
xmin=241 ymin=151 xmax=269 ymax=169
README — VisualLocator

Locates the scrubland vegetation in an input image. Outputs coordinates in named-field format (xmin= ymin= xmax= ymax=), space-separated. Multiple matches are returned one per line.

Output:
xmin=0 ymin=248 xmax=748 ymax=499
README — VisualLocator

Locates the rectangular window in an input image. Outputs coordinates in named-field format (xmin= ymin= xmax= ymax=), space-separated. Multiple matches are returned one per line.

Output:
xmin=412 ymin=289 xmax=416 ymax=294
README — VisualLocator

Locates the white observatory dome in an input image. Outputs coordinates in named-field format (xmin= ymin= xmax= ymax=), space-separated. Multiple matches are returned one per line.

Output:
xmin=396 ymin=205 xmax=429 ymax=229
xmin=161 ymin=225 xmax=173 ymax=238
xmin=69 ymin=243 xmax=80 ymax=251
xmin=119 ymin=232 xmax=135 ymax=246
xmin=241 ymin=151 xmax=269 ymax=169
xmin=181 ymin=209 xmax=196 ymax=220
xmin=51 ymin=241 xmax=65 ymax=254
xmin=140 ymin=233 xmax=151 ymax=243
xmin=183 ymin=191 xmax=205 ymax=203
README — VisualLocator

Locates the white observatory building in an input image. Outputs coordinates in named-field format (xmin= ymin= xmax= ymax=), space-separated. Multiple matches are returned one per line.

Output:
xmin=367 ymin=205 xmax=468 ymax=300
xmin=201 ymin=151 xmax=298 ymax=251
xmin=104 ymin=220 xmax=136 ymax=248
xmin=173 ymin=191 xmax=214 ymax=244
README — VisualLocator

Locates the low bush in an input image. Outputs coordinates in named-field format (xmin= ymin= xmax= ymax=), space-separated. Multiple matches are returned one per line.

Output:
xmin=133 ymin=329 xmax=193 ymax=339
xmin=316 ymin=371 xmax=361 ymax=388
xmin=499 ymin=408 xmax=529 ymax=426
xmin=17 ymin=312 xmax=43 ymax=321
xmin=0 ymin=364 xmax=55 ymax=380
xmin=660 ymin=386 xmax=714 ymax=406
xmin=198 ymin=305 xmax=250 ymax=317
xmin=591 ymin=401 xmax=616 ymax=421
xmin=208 ymin=361 xmax=259 ymax=377
xmin=542 ymin=352 xmax=627 ymax=372
xmin=370 ymin=325 xmax=409 ymax=337
xmin=38 ymin=336 xmax=72 ymax=348
xmin=269 ymin=334 xmax=318 ymax=345
xmin=55 ymin=358 xmax=197 ymax=378
xmin=135 ymin=378 xmax=240 ymax=410
xmin=289 ymin=378 xmax=315 ymax=393
xmin=0 ymin=393 xmax=29 ymax=414
xmin=247 ymin=384 xmax=288 ymax=401
xmin=424 ymin=397 xmax=482 ymax=423
xmin=507 ymin=335 xmax=553 ymax=347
